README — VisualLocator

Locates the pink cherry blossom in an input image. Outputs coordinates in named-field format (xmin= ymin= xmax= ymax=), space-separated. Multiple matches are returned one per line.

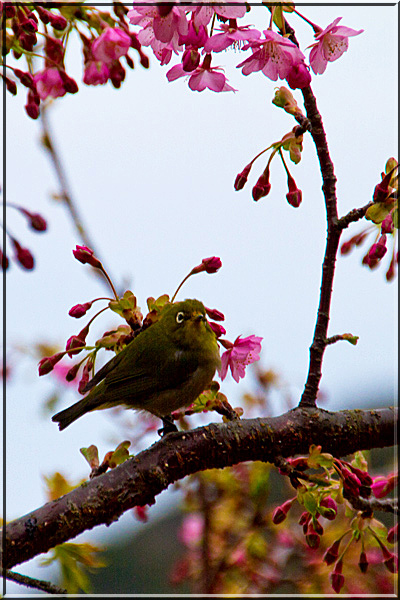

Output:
xmin=237 ymin=30 xmax=306 ymax=82
xmin=192 ymin=2 xmax=246 ymax=28
xmin=33 ymin=68 xmax=66 ymax=100
xmin=92 ymin=27 xmax=131 ymax=64
xmin=205 ymin=23 xmax=261 ymax=53
xmin=219 ymin=335 xmax=263 ymax=383
xmin=167 ymin=54 xmax=236 ymax=93
xmin=308 ymin=17 xmax=363 ymax=75
xmin=83 ymin=61 xmax=110 ymax=86
xmin=128 ymin=4 xmax=188 ymax=46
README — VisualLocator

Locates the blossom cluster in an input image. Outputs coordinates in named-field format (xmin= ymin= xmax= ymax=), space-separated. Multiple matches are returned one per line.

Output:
xmin=127 ymin=2 xmax=363 ymax=93
xmin=38 ymin=246 xmax=262 ymax=410
xmin=341 ymin=158 xmax=398 ymax=281
xmin=1 ymin=2 xmax=149 ymax=119
xmin=2 ymin=2 xmax=363 ymax=117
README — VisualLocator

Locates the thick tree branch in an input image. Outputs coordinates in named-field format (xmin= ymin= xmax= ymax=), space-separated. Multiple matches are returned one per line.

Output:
xmin=2 ymin=406 xmax=396 ymax=571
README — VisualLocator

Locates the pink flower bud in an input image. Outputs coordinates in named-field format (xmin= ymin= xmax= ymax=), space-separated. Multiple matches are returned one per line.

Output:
xmin=272 ymin=498 xmax=295 ymax=524
xmin=234 ymin=163 xmax=252 ymax=191
xmin=358 ymin=550 xmax=369 ymax=573
xmin=205 ymin=307 xmax=225 ymax=321
xmin=49 ymin=13 xmax=68 ymax=31
xmin=182 ymin=48 xmax=200 ymax=72
xmin=286 ymin=61 xmax=311 ymax=90
xmin=208 ymin=321 xmax=226 ymax=337
xmin=5 ymin=76 xmax=17 ymax=95
xmin=19 ymin=208 xmax=47 ymax=231
xmin=324 ymin=539 xmax=341 ymax=565
xmin=25 ymin=97 xmax=40 ymax=120
xmin=38 ymin=352 xmax=64 ymax=376
xmin=45 ymin=36 xmax=64 ymax=65
xmin=368 ymin=234 xmax=387 ymax=260
xmin=305 ymin=522 xmax=320 ymax=548
xmin=381 ymin=213 xmax=394 ymax=234
xmin=330 ymin=560 xmax=345 ymax=593
xmin=11 ymin=238 xmax=34 ymax=269
xmin=286 ymin=173 xmax=302 ymax=208
xmin=192 ymin=256 xmax=222 ymax=274
xmin=373 ymin=165 xmax=398 ymax=202
xmin=66 ymin=363 xmax=80 ymax=382
xmin=386 ymin=255 xmax=396 ymax=281
xmin=66 ymin=335 xmax=85 ymax=357
xmin=59 ymin=70 xmax=78 ymax=94
xmin=72 ymin=245 xmax=102 ymax=269
xmin=252 ymin=170 xmax=271 ymax=201
xmin=69 ymin=302 xmax=93 ymax=318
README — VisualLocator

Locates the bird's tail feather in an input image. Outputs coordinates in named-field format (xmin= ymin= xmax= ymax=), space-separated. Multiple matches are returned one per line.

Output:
xmin=52 ymin=399 xmax=90 ymax=431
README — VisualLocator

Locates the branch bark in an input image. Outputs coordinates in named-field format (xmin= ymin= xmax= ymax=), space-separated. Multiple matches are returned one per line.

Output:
xmin=2 ymin=406 xmax=396 ymax=571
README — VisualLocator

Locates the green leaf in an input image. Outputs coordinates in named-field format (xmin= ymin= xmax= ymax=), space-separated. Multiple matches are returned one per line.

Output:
xmin=80 ymin=445 xmax=99 ymax=470
xmin=365 ymin=202 xmax=392 ymax=224
xmin=108 ymin=440 xmax=131 ymax=468
xmin=302 ymin=491 xmax=318 ymax=515
xmin=342 ymin=333 xmax=359 ymax=345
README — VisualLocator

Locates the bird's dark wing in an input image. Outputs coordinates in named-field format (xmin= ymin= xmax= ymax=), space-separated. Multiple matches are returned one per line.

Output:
xmin=103 ymin=349 xmax=200 ymax=404
xmin=81 ymin=350 xmax=125 ymax=393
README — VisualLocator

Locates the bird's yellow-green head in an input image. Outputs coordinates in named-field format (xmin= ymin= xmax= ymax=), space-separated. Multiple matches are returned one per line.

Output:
xmin=160 ymin=299 xmax=218 ymax=352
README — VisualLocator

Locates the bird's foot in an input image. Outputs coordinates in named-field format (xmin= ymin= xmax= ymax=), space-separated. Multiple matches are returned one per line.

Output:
xmin=158 ymin=415 xmax=178 ymax=437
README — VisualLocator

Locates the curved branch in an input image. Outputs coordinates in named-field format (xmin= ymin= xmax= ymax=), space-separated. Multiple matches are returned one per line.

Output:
xmin=2 ymin=406 xmax=396 ymax=571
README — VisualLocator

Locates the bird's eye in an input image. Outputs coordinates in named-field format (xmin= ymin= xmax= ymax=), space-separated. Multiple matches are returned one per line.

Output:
xmin=176 ymin=312 xmax=185 ymax=324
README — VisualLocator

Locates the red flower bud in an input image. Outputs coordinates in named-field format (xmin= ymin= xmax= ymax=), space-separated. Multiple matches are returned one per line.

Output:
xmin=305 ymin=523 xmax=320 ymax=548
xmin=192 ymin=256 xmax=222 ymax=274
xmin=252 ymin=170 xmax=271 ymax=201
xmin=208 ymin=321 xmax=226 ymax=337
xmin=59 ymin=70 xmax=78 ymax=94
xmin=205 ymin=307 xmax=225 ymax=321
xmin=358 ymin=550 xmax=369 ymax=573
xmin=330 ymin=560 xmax=345 ymax=593
xmin=5 ymin=76 xmax=17 ymax=95
xmin=49 ymin=13 xmax=68 ymax=31
xmin=381 ymin=213 xmax=394 ymax=234
xmin=66 ymin=335 xmax=85 ymax=357
xmin=324 ymin=539 xmax=341 ymax=565
xmin=66 ymin=363 xmax=80 ymax=382
xmin=272 ymin=498 xmax=295 ymax=524
xmin=182 ymin=48 xmax=200 ymax=72
xmin=18 ymin=208 xmax=47 ymax=231
xmin=11 ymin=238 xmax=34 ymax=269
xmin=72 ymin=245 xmax=102 ymax=269
xmin=319 ymin=497 xmax=337 ymax=520
xmin=286 ymin=173 xmax=302 ymax=208
xmin=234 ymin=163 xmax=252 ymax=191
xmin=44 ymin=36 xmax=64 ymax=65
xmin=373 ymin=164 xmax=398 ymax=202
xmin=38 ymin=352 xmax=64 ymax=376
xmin=368 ymin=234 xmax=387 ymax=260
xmin=69 ymin=302 xmax=93 ymax=318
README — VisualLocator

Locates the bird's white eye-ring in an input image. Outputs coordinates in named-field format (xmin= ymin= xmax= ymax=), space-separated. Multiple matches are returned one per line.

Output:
xmin=176 ymin=312 xmax=185 ymax=324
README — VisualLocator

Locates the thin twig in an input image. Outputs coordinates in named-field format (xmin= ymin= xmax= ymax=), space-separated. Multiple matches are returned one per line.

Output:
xmin=3 ymin=569 xmax=67 ymax=595
xmin=39 ymin=105 xmax=115 ymax=292
xmin=334 ymin=201 xmax=374 ymax=230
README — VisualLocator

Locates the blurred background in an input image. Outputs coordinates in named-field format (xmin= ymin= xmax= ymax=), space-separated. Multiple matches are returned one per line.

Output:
xmin=3 ymin=2 xmax=398 ymax=594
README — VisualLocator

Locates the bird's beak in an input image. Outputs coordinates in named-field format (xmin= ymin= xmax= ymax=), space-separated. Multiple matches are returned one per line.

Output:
xmin=192 ymin=312 xmax=206 ymax=323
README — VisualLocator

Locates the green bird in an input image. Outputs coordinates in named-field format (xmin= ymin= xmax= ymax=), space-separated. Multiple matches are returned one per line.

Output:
xmin=52 ymin=299 xmax=221 ymax=434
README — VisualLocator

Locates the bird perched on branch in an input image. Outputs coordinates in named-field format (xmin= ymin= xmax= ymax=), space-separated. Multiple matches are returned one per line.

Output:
xmin=52 ymin=299 xmax=221 ymax=434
